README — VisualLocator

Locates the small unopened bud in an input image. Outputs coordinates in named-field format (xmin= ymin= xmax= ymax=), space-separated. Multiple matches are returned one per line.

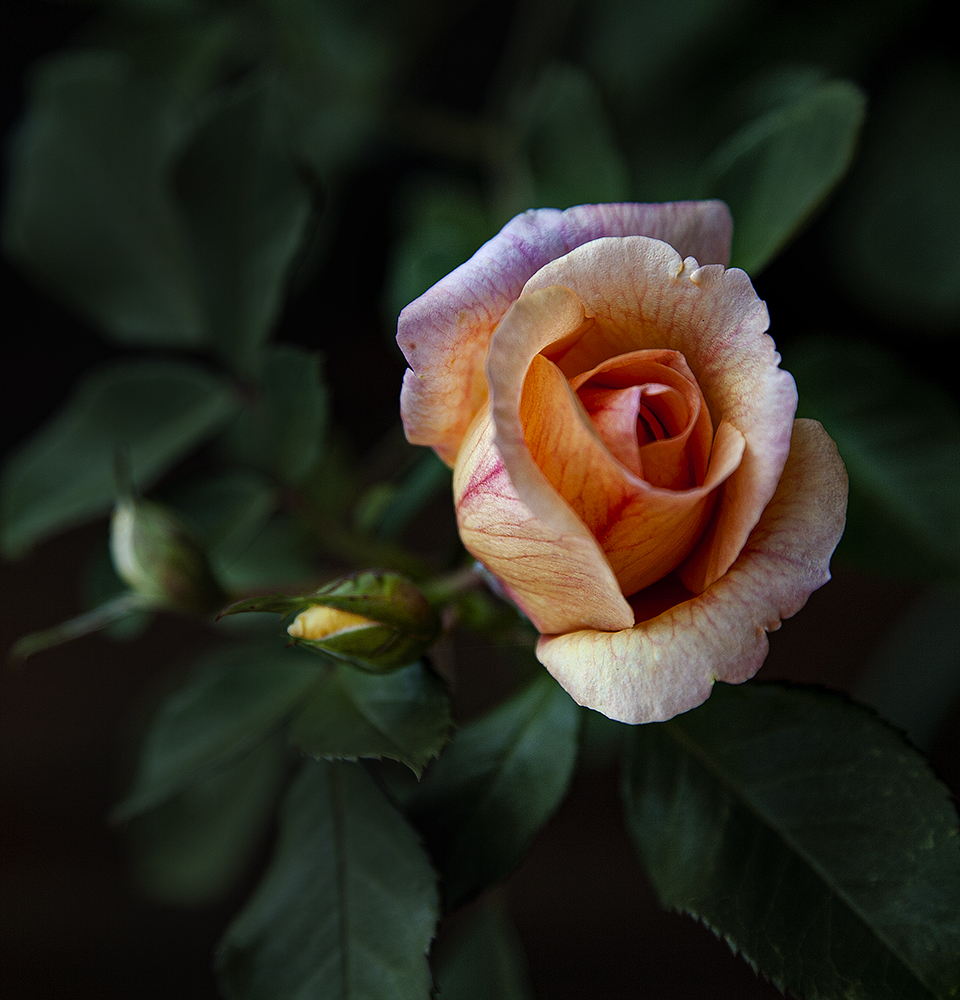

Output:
xmin=287 ymin=606 xmax=378 ymax=640
xmin=110 ymin=497 xmax=228 ymax=614
xmin=219 ymin=570 xmax=439 ymax=671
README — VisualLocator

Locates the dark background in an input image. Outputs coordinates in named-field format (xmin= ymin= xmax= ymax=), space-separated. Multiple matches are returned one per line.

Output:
xmin=2 ymin=3 xmax=957 ymax=999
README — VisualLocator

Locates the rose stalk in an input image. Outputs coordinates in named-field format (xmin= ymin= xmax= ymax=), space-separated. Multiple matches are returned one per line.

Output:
xmin=397 ymin=201 xmax=847 ymax=723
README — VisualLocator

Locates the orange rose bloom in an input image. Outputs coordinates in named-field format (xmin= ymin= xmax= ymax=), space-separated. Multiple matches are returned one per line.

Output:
xmin=398 ymin=202 xmax=847 ymax=723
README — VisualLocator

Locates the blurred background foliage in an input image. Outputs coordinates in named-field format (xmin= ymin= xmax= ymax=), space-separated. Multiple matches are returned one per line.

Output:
xmin=1 ymin=1 xmax=958 ymax=998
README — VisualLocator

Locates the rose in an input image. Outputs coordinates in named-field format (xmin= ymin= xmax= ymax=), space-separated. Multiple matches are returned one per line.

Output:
xmin=397 ymin=202 xmax=847 ymax=723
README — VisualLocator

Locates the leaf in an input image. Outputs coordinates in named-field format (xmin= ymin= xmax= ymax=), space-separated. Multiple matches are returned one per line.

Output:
xmin=114 ymin=643 xmax=320 ymax=820
xmin=701 ymin=77 xmax=866 ymax=273
xmin=1 ymin=359 xmax=239 ymax=557
xmin=510 ymin=62 xmax=631 ymax=213
xmin=223 ymin=344 xmax=329 ymax=485
xmin=128 ymin=731 xmax=288 ymax=908
xmin=289 ymin=661 xmax=452 ymax=778
xmin=214 ymin=511 xmax=322 ymax=592
xmin=162 ymin=468 xmax=279 ymax=574
xmin=623 ymin=683 xmax=960 ymax=1000
xmin=386 ymin=176 xmax=494 ymax=322
xmin=409 ymin=671 xmax=581 ymax=910
xmin=174 ymin=82 xmax=314 ymax=375
xmin=2 ymin=50 xmax=205 ymax=347
xmin=217 ymin=759 xmax=438 ymax=1000
xmin=854 ymin=588 xmax=960 ymax=751
xmin=827 ymin=58 xmax=960 ymax=332
xmin=10 ymin=592 xmax=149 ymax=660
xmin=357 ymin=449 xmax=451 ymax=543
xmin=583 ymin=0 xmax=746 ymax=104
xmin=108 ymin=4 xmax=240 ymax=103
xmin=268 ymin=0 xmax=395 ymax=177
xmin=83 ymin=543 xmax=154 ymax=640
xmin=790 ymin=335 xmax=960 ymax=580
xmin=432 ymin=897 xmax=534 ymax=1000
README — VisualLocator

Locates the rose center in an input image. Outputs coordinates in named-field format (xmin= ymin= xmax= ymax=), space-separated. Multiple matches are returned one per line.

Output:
xmin=572 ymin=351 xmax=711 ymax=491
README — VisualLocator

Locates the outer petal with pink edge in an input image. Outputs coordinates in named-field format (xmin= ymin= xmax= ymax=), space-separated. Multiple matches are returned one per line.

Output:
xmin=398 ymin=201 xmax=733 ymax=465
xmin=536 ymin=419 xmax=848 ymax=724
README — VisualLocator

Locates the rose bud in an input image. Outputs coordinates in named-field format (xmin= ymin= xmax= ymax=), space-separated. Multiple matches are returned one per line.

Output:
xmin=110 ymin=496 xmax=228 ymax=614
xmin=397 ymin=201 xmax=848 ymax=723
xmin=219 ymin=570 xmax=440 ymax=671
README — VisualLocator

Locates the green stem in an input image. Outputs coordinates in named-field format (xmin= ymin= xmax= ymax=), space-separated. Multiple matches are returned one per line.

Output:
xmin=9 ymin=592 xmax=151 ymax=664
xmin=420 ymin=562 xmax=487 ymax=607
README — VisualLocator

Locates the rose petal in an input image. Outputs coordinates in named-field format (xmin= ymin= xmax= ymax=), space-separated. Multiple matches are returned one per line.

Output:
xmin=398 ymin=201 xmax=733 ymax=464
xmin=453 ymin=407 xmax=633 ymax=635
xmin=523 ymin=237 xmax=798 ymax=592
xmin=536 ymin=419 xmax=848 ymax=724
xmin=519 ymin=350 xmax=745 ymax=596
xmin=571 ymin=350 xmax=713 ymax=489
xmin=577 ymin=382 xmax=644 ymax=475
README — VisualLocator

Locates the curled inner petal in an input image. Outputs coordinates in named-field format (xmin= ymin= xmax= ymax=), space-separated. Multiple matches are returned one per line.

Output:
xmin=520 ymin=351 xmax=744 ymax=597
xmin=573 ymin=350 xmax=712 ymax=490
xmin=577 ymin=384 xmax=644 ymax=476
xmin=525 ymin=238 xmax=797 ymax=593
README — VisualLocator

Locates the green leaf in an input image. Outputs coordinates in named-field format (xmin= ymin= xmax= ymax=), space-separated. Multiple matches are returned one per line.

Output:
xmin=224 ymin=344 xmax=329 ymax=485
xmin=114 ymin=643 xmax=320 ymax=821
xmin=1 ymin=359 xmax=239 ymax=557
xmin=2 ymin=50 xmax=206 ymax=347
xmin=828 ymin=59 xmax=960 ymax=332
xmin=268 ymin=0 xmax=395 ymax=177
xmin=10 ymin=592 xmax=149 ymax=661
xmin=701 ymin=77 xmax=866 ymax=273
xmin=510 ymin=62 xmax=631 ymax=214
xmin=409 ymin=671 xmax=581 ymax=909
xmin=790 ymin=336 xmax=960 ymax=580
xmin=213 ymin=511 xmax=322 ymax=592
xmin=432 ymin=897 xmax=534 ymax=1000
xmin=128 ymin=732 xmax=288 ymax=908
xmin=174 ymin=82 xmax=314 ymax=375
xmin=386 ymin=176 xmax=494 ymax=322
xmin=583 ymin=0 xmax=746 ymax=105
xmin=623 ymin=683 xmax=960 ymax=1000
xmin=217 ymin=759 xmax=438 ymax=1000
xmin=107 ymin=5 xmax=240 ymax=103
xmin=357 ymin=449 xmax=451 ymax=543
xmin=83 ymin=543 xmax=154 ymax=640
xmin=162 ymin=468 xmax=279 ymax=575
xmin=289 ymin=661 xmax=452 ymax=778
xmin=855 ymin=588 xmax=960 ymax=751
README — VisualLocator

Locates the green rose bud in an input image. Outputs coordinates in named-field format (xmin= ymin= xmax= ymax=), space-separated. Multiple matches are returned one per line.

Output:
xmin=110 ymin=496 xmax=228 ymax=614
xmin=218 ymin=570 xmax=440 ymax=671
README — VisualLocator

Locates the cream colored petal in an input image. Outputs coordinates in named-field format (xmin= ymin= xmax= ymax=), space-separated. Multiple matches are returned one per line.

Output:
xmin=453 ymin=407 xmax=633 ymax=635
xmin=397 ymin=201 xmax=732 ymax=465
xmin=537 ymin=419 xmax=848 ymax=724
xmin=525 ymin=237 xmax=797 ymax=591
